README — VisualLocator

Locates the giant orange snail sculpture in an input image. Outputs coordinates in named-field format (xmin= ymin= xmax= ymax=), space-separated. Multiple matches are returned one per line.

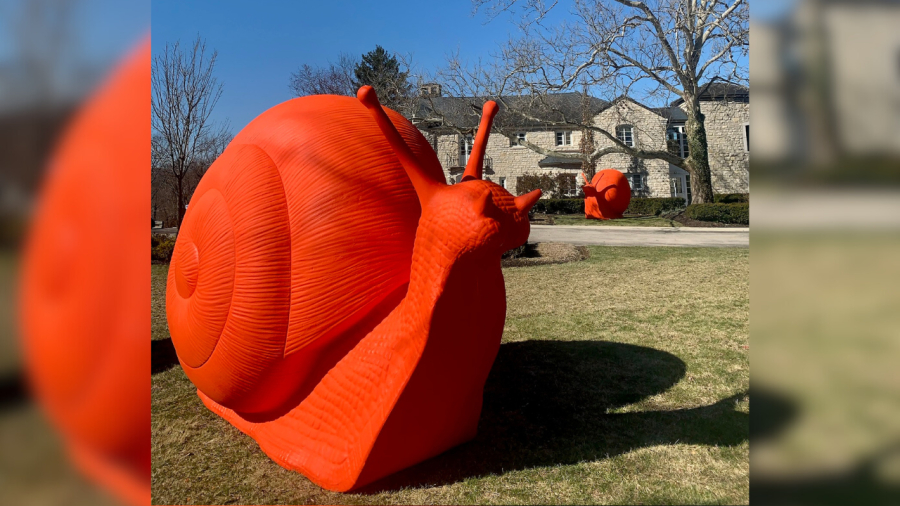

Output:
xmin=166 ymin=85 xmax=542 ymax=491
xmin=581 ymin=169 xmax=632 ymax=219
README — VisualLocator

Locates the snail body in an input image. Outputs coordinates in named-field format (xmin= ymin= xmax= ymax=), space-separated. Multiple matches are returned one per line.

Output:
xmin=166 ymin=86 xmax=540 ymax=491
xmin=581 ymin=169 xmax=632 ymax=219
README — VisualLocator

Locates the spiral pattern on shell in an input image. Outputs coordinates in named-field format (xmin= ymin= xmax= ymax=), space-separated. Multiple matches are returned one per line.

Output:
xmin=166 ymin=95 xmax=445 ymax=414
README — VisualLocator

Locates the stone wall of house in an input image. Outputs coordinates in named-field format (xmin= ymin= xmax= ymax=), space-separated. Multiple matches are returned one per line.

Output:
xmin=433 ymin=129 xmax=584 ymax=193
xmin=693 ymin=100 xmax=750 ymax=193
xmin=593 ymin=100 xmax=671 ymax=198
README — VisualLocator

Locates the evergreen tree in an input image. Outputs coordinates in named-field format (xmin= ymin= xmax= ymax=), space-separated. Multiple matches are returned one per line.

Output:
xmin=352 ymin=46 xmax=412 ymax=110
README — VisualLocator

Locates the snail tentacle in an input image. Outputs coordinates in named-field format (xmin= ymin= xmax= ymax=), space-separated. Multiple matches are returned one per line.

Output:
xmin=461 ymin=101 xmax=499 ymax=182
xmin=357 ymin=86 xmax=443 ymax=205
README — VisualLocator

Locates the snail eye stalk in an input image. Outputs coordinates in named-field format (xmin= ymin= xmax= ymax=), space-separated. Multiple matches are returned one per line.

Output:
xmin=357 ymin=86 xmax=442 ymax=205
xmin=461 ymin=101 xmax=498 ymax=183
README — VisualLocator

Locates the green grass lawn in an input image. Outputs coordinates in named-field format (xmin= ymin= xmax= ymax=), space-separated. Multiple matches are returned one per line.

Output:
xmin=550 ymin=215 xmax=682 ymax=227
xmin=152 ymin=246 xmax=749 ymax=505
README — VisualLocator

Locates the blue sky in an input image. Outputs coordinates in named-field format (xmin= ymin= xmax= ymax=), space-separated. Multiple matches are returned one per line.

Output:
xmin=152 ymin=0 xmax=516 ymax=130
xmin=152 ymin=0 xmax=750 ymax=132
xmin=752 ymin=0 xmax=797 ymax=21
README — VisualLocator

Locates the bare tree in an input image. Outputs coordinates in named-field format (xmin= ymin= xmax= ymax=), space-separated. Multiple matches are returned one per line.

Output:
xmin=579 ymin=85 xmax=597 ymax=181
xmin=151 ymin=36 xmax=223 ymax=227
xmin=434 ymin=0 xmax=748 ymax=203
xmin=184 ymin=126 xmax=232 ymax=197
xmin=288 ymin=53 xmax=357 ymax=97
xmin=152 ymin=125 xmax=231 ymax=227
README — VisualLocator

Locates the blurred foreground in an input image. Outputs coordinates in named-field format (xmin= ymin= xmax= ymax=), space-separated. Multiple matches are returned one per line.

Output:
xmin=752 ymin=0 xmax=900 ymax=502
xmin=0 ymin=1 xmax=148 ymax=505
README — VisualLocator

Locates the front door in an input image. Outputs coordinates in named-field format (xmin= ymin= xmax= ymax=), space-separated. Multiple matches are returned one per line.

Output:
xmin=670 ymin=172 xmax=692 ymax=204
xmin=459 ymin=135 xmax=473 ymax=166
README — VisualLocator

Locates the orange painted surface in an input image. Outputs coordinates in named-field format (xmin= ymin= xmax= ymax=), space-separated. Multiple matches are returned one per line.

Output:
xmin=19 ymin=40 xmax=150 ymax=506
xmin=166 ymin=87 xmax=541 ymax=491
xmin=582 ymin=169 xmax=632 ymax=219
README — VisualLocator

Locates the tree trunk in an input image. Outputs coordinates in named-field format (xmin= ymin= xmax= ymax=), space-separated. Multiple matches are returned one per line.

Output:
xmin=176 ymin=177 xmax=186 ymax=229
xmin=684 ymin=99 xmax=714 ymax=204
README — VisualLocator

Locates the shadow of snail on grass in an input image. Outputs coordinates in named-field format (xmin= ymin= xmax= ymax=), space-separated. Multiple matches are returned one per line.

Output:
xmin=151 ymin=337 xmax=748 ymax=493
xmin=152 ymin=338 xmax=179 ymax=375
xmin=358 ymin=339 xmax=749 ymax=493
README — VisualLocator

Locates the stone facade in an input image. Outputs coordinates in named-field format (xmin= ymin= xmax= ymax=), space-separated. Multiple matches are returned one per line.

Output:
xmin=592 ymin=99 xmax=671 ymax=198
xmin=692 ymin=100 xmax=750 ymax=194
xmin=432 ymin=129 xmax=586 ymax=194
xmin=420 ymin=93 xmax=750 ymax=201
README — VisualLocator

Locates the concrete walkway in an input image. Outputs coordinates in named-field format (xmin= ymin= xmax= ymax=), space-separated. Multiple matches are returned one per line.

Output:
xmin=528 ymin=225 xmax=749 ymax=248
xmin=154 ymin=225 xmax=749 ymax=248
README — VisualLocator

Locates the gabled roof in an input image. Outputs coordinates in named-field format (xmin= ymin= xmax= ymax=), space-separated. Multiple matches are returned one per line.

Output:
xmin=652 ymin=106 xmax=689 ymax=121
xmin=412 ymin=92 xmax=608 ymax=130
xmin=596 ymin=95 xmax=688 ymax=121
xmin=410 ymin=83 xmax=747 ymax=131
xmin=671 ymin=82 xmax=749 ymax=106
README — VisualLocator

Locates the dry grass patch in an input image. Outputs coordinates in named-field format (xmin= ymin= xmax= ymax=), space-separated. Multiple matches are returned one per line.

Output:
xmin=152 ymin=246 xmax=748 ymax=505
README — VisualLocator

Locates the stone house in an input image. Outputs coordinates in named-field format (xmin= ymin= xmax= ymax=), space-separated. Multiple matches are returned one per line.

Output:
xmin=410 ymin=83 xmax=749 ymax=203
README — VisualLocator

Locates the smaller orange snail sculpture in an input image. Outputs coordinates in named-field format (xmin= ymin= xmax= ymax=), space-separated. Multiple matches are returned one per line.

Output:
xmin=166 ymin=86 xmax=541 ymax=491
xmin=581 ymin=169 xmax=632 ymax=219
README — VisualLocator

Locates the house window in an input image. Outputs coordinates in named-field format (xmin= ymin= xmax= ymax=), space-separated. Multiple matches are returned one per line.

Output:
xmin=555 ymin=131 xmax=572 ymax=146
xmin=499 ymin=177 xmax=507 ymax=189
xmin=616 ymin=125 xmax=634 ymax=147
xmin=628 ymin=174 xmax=646 ymax=192
xmin=459 ymin=134 xmax=473 ymax=165
xmin=743 ymin=123 xmax=750 ymax=152
xmin=558 ymin=174 xmax=579 ymax=197
xmin=510 ymin=132 xmax=526 ymax=147
xmin=667 ymin=125 xmax=689 ymax=158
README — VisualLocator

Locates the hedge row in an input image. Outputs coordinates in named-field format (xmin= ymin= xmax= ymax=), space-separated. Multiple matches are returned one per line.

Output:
xmin=530 ymin=197 xmax=688 ymax=216
xmin=684 ymin=203 xmax=749 ymax=225
xmin=625 ymin=197 xmax=685 ymax=216
xmin=530 ymin=199 xmax=583 ymax=215
xmin=713 ymin=193 xmax=750 ymax=204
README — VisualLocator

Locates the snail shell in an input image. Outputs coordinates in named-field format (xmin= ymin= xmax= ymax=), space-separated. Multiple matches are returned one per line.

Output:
xmin=582 ymin=168 xmax=632 ymax=219
xmin=166 ymin=95 xmax=445 ymax=414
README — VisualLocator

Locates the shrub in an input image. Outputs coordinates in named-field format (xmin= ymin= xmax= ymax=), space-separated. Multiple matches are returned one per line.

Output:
xmin=625 ymin=197 xmax=686 ymax=216
xmin=713 ymin=193 xmax=749 ymax=204
xmin=152 ymin=235 xmax=176 ymax=263
xmin=554 ymin=173 xmax=583 ymax=199
xmin=516 ymin=173 xmax=558 ymax=198
xmin=515 ymin=172 xmax=584 ymax=199
xmin=684 ymin=203 xmax=749 ymax=225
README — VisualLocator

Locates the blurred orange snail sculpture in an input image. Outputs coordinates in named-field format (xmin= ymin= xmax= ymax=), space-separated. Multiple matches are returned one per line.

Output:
xmin=581 ymin=169 xmax=632 ymax=219
xmin=19 ymin=40 xmax=149 ymax=506
xmin=165 ymin=86 xmax=541 ymax=491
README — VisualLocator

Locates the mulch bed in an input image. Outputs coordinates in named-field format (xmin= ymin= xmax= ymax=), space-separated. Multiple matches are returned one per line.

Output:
xmin=501 ymin=242 xmax=590 ymax=268
xmin=529 ymin=213 xmax=555 ymax=225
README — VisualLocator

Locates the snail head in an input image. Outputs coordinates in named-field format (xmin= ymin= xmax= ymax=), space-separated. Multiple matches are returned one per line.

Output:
xmin=358 ymin=86 xmax=540 ymax=256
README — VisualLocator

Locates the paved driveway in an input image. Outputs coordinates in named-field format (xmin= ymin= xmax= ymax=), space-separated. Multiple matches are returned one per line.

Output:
xmin=528 ymin=225 xmax=749 ymax=248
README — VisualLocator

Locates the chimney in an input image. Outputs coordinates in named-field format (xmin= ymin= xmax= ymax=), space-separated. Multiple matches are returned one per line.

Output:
xmin=419 ymin=83 xmax=442 ymax=97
